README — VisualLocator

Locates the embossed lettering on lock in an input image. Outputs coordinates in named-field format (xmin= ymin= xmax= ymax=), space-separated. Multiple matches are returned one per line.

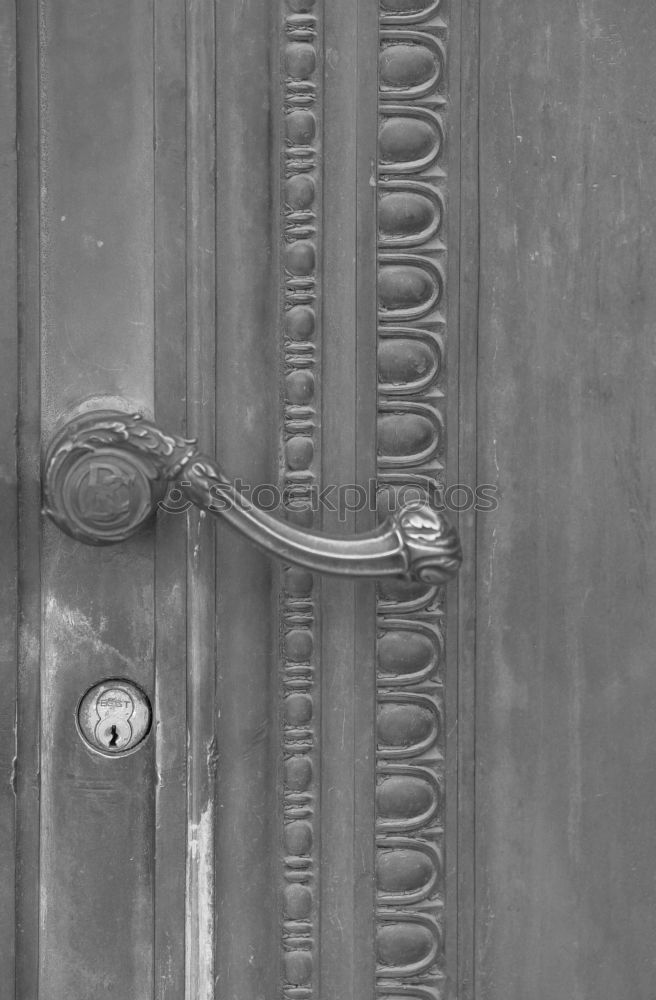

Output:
xmin=77 ymin=679 xmax=152 ymax=756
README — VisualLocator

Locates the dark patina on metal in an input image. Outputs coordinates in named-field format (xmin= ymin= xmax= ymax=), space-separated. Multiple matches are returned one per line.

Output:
xmin=44 ymin=408 xmax=462 ymax=582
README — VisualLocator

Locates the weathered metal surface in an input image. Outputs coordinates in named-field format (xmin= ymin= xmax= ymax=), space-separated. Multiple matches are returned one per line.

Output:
xmin=35 ymin=0 xmax=157 ymax=995
xmin=8 ymin=0 xmax=655 ymax=998
xmin=213 ymin=2 xmax=278 ymax=998
xmin=317 ymin=1 xmax=379 ymax=999
xmin=475 ymin=0 xmax=656 ymax=997
xmin=43 ymin=409 xmax=462 ymax=580
xmin=0 ymin=1 xmax=18 ymax=993
xmin=152 ymin=1 xmax=188 ymax=994
xmin=8 ymin=1 xmax=456 ymax=998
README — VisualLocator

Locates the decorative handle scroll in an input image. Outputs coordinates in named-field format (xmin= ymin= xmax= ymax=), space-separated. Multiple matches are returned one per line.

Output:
xmin=44 ymin=410 xmax=462 ymax=584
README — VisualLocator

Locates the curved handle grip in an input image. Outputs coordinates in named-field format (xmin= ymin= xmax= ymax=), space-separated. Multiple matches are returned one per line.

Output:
xmin=43 ymin=410 xmax=462 ymax=583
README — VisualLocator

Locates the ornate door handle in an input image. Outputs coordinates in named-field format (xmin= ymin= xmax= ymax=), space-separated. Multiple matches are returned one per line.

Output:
xmin=44 ymin=410 xmax=462 ymax=583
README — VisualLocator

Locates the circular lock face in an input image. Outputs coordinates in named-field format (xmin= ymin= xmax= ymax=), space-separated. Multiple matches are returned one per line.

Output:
xmin=77 ymin=679 xmax=152 ymax=757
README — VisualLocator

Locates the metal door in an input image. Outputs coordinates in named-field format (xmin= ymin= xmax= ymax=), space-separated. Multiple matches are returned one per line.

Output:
xmin=1 ymin=1 xmax=655 ymax=998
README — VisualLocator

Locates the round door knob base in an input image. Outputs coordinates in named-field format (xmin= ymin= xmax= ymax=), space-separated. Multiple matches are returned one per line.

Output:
xmin=43 ymin=411 xmax=174 ymax=545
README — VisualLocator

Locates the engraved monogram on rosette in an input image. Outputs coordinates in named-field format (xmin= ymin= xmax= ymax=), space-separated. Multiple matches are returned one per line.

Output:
xmin=43 ymin=410 xmax=193 ymax=545
xmin=60 ymin=452 xmax=152 ymax=539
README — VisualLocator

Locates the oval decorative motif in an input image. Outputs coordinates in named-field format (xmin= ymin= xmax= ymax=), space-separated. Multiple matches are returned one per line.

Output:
xmin=380 ymin=192 xmax=432 ymax=237
xmin=377 ymin=701 xmax=438 ymax=756
xmin=285 ymin=628 xmax=313 ymax=662
xmin=377 ymin=628 xmax=437 ymax=682
xmin=286 ymin=370 xmax=315 ymax=404
xmin=284 ymin=951 xmax=313 ymax=986
xmin=380 ymin=43 xmax=436 ymax=91
xmin=285 ymin=693 xmax=313 ymax=726
xmin=378 ymin=265 xmax=435 ymax=315
xmin=284 ymin=755 xmax=312 ymax=792
xmin=377 ymin=412 xmax=435 ymax=459
xmin=285 ymin=174 xmax=315 ymax=210
xmin=376 ymin=919 xmax=438 ymax=974
xmin=378 ymin=337 xmax=437 ymax=391
xmin=379 ymin=33 xmax=443 ymax=99
xmin=379 ymin=190 xmax=439 ymax=246
xmin=379 ymin=112 xmax=442 ymax=172
xmin=377 ymin=847 xmax=435 ymax=895
xmin=284 ymin=820 xmax=312 ymax=856
xmin=285 ymin=305 xmax=315 ymax=341
xmin=286 ymin=110 xmax=316 ymax=145
xmin=286 ymin=434 xmax=314 ymax=471
xmin=377 ymin=410 xmax=441 ymax=469
xmin=285 ymin=42 xmax=316 ymax=80
xmin=284 ymin=883 xmax=313 ymax=920
xmin=286 ymin=241 xmax=315 ymax=275
xmin=378 ymin=258 xmax=442 ymax=320
xmin=376 ymin=770 xmax=440 ymax=830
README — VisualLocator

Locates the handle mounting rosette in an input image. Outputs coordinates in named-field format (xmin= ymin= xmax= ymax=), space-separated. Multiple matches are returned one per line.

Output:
xmin=44 ymin=410 xmax=462 ymax=584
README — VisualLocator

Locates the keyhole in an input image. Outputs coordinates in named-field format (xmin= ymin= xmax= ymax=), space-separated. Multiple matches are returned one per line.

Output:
xmin=108 ymin=725 xmax=119 ymax=748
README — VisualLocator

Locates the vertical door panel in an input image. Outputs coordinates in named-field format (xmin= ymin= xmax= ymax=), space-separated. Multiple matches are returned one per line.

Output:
xmin=152 ymin=2 xmax=188 ymax=996
xmin=214 ymin=4 xmax=278 ymax=999
xmin=0 ymin=0 xmax=18 ymax=992
xmin=476 ymin=1 xmax=656 ymax=996
xmin=38 ymin=1 xmax=156 ymax=995
xmin=320 ymin=0 xmax=378 ymax=997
